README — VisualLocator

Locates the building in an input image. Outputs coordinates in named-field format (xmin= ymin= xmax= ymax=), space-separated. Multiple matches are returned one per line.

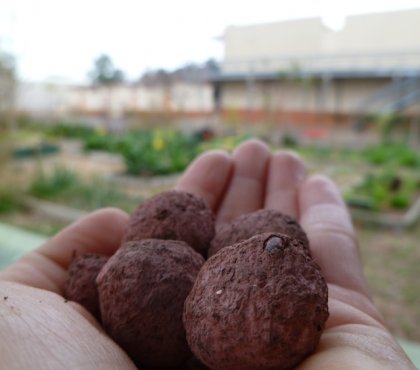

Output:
xmin=16 ymin=81 xmax=213 ymax=120
xmin=216 ymin=9 xmax=420 ymax=125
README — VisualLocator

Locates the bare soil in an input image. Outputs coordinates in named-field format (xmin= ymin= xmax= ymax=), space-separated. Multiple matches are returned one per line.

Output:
xmin=357 ymin=224 xmax=420 ymax=341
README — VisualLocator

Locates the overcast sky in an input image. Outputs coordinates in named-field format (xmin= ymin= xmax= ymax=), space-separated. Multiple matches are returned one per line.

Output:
xmin=1 ymin=0 xmax=420 ymax=84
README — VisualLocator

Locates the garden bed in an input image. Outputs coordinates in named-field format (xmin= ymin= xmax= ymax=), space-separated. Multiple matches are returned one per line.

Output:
xmin=350 ymin=197 xmax=420 ymax=228
xmin=344 ymin=166 xmax=420 ymax=229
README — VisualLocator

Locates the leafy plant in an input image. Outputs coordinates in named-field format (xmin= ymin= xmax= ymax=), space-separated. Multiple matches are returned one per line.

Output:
xmin=118 ymin=130 xmax=200 ymax=175
xmin=345 ymin=168 xmax=419 ymax=211
xmin=0 ymin=187 xmax=21 ymax=214
xmin=29 ymin=166 xmax=140 ymax=212
xmin=30 ymin=166 xmax=78 ymax=198
xmin=47 ymin=122 xmax=96 ymax=139
xmin=281 ymin=132 xmax=299 ymax=148
xmin=363 ymin=144 xmax=420 ymax=168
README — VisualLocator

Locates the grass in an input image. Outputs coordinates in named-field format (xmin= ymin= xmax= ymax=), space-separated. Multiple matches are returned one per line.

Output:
xmin=0 ymin=187 xmax=22 ymax=214
xmin=29 ymin=166 xmax=142 ymax=213
xmin=357 ymin=224 xmax=420 ymax=341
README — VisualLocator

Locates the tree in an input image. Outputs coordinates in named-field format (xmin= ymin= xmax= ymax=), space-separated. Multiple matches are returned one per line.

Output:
xmin=88 ymin=54 xmax=124 ymax=86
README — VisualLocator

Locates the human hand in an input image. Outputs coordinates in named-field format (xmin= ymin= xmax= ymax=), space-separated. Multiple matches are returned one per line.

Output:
xmin=176 ymin=139 xmax=415 ymax=370
xmin=0 ymin=139 xmax=415 ymax=370
xmin=0 ymin=209 xmax=137 ymax=369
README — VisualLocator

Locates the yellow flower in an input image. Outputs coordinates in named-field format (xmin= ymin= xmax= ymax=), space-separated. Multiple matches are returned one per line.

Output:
xmin=95 ymin=126 xmax=107 ymax=136
xmin=152 ymin=133 xmax=165 ymax=151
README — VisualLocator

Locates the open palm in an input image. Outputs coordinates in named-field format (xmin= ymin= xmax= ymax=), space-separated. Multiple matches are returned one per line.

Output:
xmin=0 ymin=139 xmax=414 ymax=369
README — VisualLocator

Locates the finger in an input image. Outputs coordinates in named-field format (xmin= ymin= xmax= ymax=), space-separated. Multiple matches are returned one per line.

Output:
xmin=264 ymin=151 xmax=306 ymax=218
xmin=0 ymin=208 xmax=129 ymax=294
xmin=175 ymin=149 xmax=233 ymax=212
xmin=298 ymin=175 xmax=370 ymax=296
xmin=216 ymin=139 xmax=271 ymax=224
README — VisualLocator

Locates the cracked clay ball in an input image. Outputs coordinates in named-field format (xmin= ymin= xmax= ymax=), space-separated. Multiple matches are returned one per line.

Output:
xmin=97 ymin=239 xmax=205 ymax=369
xmin=63 ymin=252 xmax=109 ymax=321
xmin=122 ymin=190 xmax=215 ymax=256
xmin=208 ymin=208 xmax=309 ymax=258
xmin=183 ymin=232 xmax=329 ymax=370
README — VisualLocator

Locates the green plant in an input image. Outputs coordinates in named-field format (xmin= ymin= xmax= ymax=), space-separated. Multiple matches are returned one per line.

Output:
xmin=119 ymin=130 xmax=200 ymax=175
xmin=363 ymin=144 xmax=420 ymax=168
xmin=30 ymin=167 xmax=78 ymax=198
xmin=84 ymin=132 xmax=118 ymax=152
xmin=0 ymin=187 xmax=21 ymax=214
xmin=47 ymin=122 xmax=97 ymax=139
xmin=390 ymin=194 xmax=410 ymax=209
xmin=28 ymin=166 xmax=141 ymax=212
xmin=281 ymin=132 xmax=298 ymax=148
xmin=345 ymin=168 xmax=419 ymax=211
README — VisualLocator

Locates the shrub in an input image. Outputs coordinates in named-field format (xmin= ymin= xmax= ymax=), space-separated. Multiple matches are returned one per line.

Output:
xmin=0 ymin=187 xmax=21 ymax=214
xmin=118 ymin=130 xmax=200 ymax=175
xmin=345 ymin=168 xmax=418 ymax=211
xmin=30 ymin=167 xmax=78 ymax=198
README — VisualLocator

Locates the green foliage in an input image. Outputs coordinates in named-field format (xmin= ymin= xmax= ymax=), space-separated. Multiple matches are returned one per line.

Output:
xmin=345 ymin=168 xmax=418 ymax=211
xmin=27 ymin=124 xmax=206 ymax=176
xmin=281 ymin=132 xmax=299 ymax=148
xmin=84 ymin=132 xmax=118 ymax=151
xmin=390 ymin=194 xmax=410 ymax=209
xmin=375 ymin=113 xmax=405 ymax=144
xmin=30 ymin=166 xmax=78 ymax=198
xmin=46 ymin=122 xmax=96 ymax=139
xmin=117 ymin=130 xmax=200 ymax=175
xmin=363 ymin=144 xmax=420 ymax=168
xmin=29 ymin=166 xmax=140 ymax=212
xmin=0 ymin=188 xmax=21 ymax=214
xmin=13 ymin=142 xmax=59 ymax=159
xmin=89 ymin=54 xmax=124 ymax=85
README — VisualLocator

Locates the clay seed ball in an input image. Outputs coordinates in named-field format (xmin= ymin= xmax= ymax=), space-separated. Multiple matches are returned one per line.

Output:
xmin=184 ymin=233 xmax=329 ymax=370
xmin=208 ymin=209 xmax=309 ymax=258
xmin=97 ymin=239 xmax=205 ymax=369
xmin=123 ymin=190 xmax=215 ymax=256
xmin=63 ymin=252 xmax=109 ymax=322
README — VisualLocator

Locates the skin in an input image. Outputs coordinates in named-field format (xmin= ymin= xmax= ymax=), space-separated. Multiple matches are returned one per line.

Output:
xmin=0 ymin=139 xmax=415 ymax=370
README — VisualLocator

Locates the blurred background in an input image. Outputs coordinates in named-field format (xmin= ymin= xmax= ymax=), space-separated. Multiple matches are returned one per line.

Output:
xmin=0 ymin=0 xmax=419 ymax=363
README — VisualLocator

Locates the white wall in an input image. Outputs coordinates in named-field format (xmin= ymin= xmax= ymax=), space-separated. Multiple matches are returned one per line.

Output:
xmin=16 ymin=82 xmax=72 ymax=116
xmin=17 ymin=82 xmax=214 ymax=116
xmin=222 ymin=9 xmax=420 ymax=74
xmin=220 ymin=78 xmax=403 ymax=115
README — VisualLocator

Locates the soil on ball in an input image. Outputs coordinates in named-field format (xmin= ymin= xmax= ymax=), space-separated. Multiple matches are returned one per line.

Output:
xmin=184 ymin=233 xmax=329 ymax=370
xmin=123 ymin=190 xmax=215 ymax=256
xmin=64 ymin=252 xmax=108 ymax=321
xmin=97 ymin=239 xmax=205 ymax=369
xmin=208 ymin=209 xmax=309 ymax=258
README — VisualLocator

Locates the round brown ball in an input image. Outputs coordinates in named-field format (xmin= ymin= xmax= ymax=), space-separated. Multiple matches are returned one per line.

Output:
xmin=64 ymin=252 xmax=108 ymax=321
xmin=208 ymin=209 xmax=309 ymax=258
xmin=97 ymin=239 xmax=205 ymax=369
xmin=123 ymin=190 xmax=215 ymax=256
xmin=184 ymin=233 xmax=329 ymax=370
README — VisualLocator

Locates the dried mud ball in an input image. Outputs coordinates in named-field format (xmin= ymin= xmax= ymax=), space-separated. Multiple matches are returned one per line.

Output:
xmin=97 ymin=239 xmax=205 ymax=369
xmin=123 ymin=190 xmax=215 ymax=256
xmin=63 ymin=253 xmax=108 ymax=321
xmin=208 ymin=209 xmax=309 ymax=258
xmin=184 ymin=233 xmax=329 ymax=370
